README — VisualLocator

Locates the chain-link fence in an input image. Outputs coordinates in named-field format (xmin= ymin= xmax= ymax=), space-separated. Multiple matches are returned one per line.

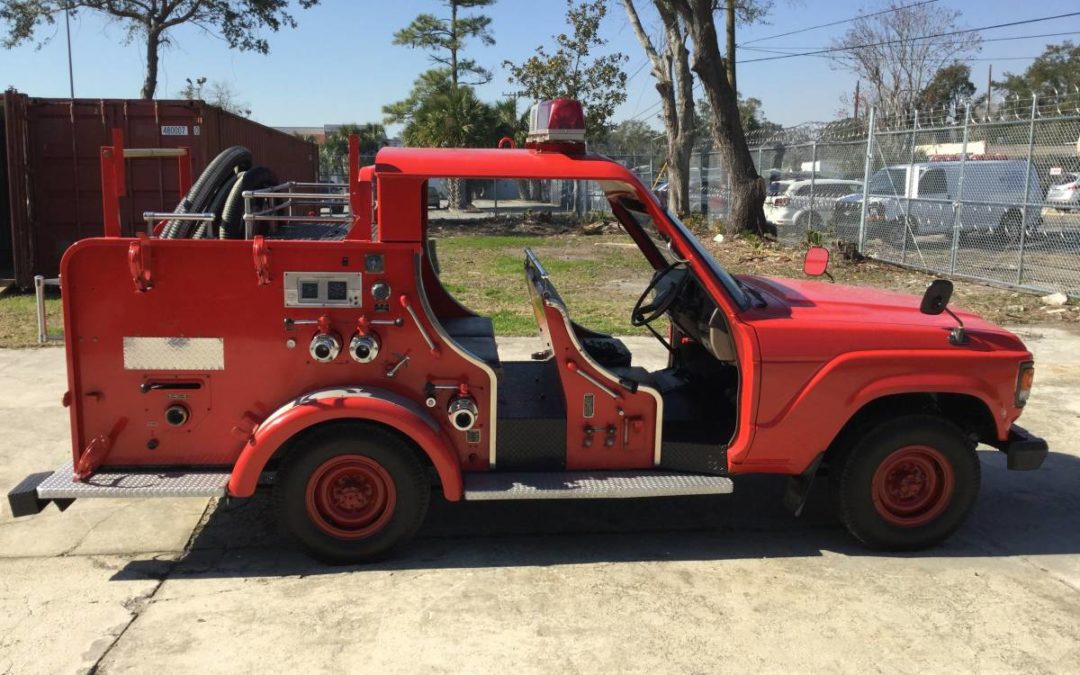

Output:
xmin=420 ymin=93 xmax=1079 ymax=298
xmin=747 ymin=93 xmax=1080 ymax=298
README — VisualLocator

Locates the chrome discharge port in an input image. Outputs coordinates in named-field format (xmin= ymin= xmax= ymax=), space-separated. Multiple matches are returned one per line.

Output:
xmin=309 ymin=332 xmax=342 ymax=362
xmin=349 ymin=333 xmax=380 ymax=363
xmin=447 ymin=396 xmax=479 ymax=431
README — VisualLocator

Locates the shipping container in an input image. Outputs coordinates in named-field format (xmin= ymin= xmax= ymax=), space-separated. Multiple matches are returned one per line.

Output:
xmin=1 ymin=89 xmax=318 ymax=287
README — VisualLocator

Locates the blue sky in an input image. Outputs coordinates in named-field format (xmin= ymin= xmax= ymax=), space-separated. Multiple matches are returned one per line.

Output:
xmin=0 ymin=0 xmax=1075 ymax=132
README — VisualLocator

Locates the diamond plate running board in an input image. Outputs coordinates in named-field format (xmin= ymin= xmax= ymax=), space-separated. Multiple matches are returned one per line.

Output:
xmin=463 ymin=470 xmax=733 ymax=501
xmin=36 ymin=462 xmax=230 ymax=500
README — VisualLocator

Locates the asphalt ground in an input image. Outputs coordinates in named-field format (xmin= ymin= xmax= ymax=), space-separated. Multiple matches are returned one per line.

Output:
xmin=1 ymin=329 xmax=1078 ymax=674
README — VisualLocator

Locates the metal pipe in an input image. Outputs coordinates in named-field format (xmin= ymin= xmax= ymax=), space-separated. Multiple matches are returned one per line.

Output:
xmin=857 ymin=108 xmax=876 ymax=252
xmin=123 ymin=148 xmax=187 ymax=159
xmin=242 ymin=190 xmax=347 ymax=200
xmin=949 ymin=105 xmax=972 ymax=274
xmin=34 ymin=275 xmax=47 ymax=344
xmin=142 ymin=212 xmax=215 ymax=222
xmin=1016 ymin=95 xmax=1037 ymax=285
xmin=242 ymin=214 xmax=351 ymax=224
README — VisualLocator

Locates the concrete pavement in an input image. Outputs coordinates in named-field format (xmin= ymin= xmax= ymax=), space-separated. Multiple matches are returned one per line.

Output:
xmin=1 ymin=329 xmax=1079 ymax=674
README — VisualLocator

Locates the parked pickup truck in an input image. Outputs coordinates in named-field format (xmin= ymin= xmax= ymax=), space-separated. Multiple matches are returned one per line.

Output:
xmin=7 ymin=99 xmax=1048 ymax=563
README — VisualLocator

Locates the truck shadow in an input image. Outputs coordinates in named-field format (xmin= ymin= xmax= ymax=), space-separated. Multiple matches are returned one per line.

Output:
xmin=114 ymin=449 xmax=1080 ymax=580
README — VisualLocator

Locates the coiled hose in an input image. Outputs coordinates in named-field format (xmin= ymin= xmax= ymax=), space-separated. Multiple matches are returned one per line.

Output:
xmin=161 ymin=146 xmax=252 ymax=239
xmin=218 ymin=167 xmax=280 ymax=239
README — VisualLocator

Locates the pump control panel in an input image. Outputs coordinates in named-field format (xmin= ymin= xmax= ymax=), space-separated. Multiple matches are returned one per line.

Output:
xmin=283 ymin=272 xmax=363 ymax=308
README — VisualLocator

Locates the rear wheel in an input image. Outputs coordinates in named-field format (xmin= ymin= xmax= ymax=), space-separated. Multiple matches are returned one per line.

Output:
xmin=275 ymin=424 xmax=430 ymax=564
xmin=830 ymin=414 xmax=980 ymax=550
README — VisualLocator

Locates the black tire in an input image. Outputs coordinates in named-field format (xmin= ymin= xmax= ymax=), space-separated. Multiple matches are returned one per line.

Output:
xmin=830 ymin=414 xmax=980 ymax=550
xmin=218 ymin=166 xmax=279 ymax=239
xmin=274 ymin=424 xmax=430 ymax=564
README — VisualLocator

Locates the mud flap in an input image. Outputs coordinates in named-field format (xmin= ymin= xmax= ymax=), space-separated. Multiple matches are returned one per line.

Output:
xmin=783 ymin=453 xmax=824 ymax=517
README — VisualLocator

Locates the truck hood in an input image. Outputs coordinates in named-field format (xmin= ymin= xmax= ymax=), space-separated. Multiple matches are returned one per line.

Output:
xmin=738 ymin=275 xmax=1028 ymax=356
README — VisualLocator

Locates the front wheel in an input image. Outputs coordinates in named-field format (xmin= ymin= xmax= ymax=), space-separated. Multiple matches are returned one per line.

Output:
xmin=275 ymin=424 xmax=430 ymax=564
xmin=831 ymin=414 xmax=980 ymax=550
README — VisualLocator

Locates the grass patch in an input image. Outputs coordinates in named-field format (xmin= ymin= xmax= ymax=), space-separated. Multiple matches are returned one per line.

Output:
xmin=0 ymin=291 xmax=63 ymax=348
xmin=435 ymin=233 xmax=657 ymax=337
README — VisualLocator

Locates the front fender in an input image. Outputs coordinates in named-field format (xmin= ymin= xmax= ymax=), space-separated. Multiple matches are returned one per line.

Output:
xmin=227 ymin=386 xmax=463 ymax=500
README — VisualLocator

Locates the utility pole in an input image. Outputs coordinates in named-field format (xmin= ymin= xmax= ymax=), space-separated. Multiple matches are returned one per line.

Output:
xmin=725 ymin=1 xmax=736 ymax=93
xmin=64 ymin=4 xmax=75 ymax=98
xmin=985 ymin=64 xmax=992 ymax=118
xmin=854 ymin=81 xmax=861 ymax=119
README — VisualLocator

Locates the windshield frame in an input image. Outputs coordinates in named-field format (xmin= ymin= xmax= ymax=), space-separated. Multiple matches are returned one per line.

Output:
xmin=606 ymin=188 xmax=750 ymax=312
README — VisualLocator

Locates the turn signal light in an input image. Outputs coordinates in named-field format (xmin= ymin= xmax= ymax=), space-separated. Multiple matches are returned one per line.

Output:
xmin=1016 ymin=362 xmax=1035 ymax=407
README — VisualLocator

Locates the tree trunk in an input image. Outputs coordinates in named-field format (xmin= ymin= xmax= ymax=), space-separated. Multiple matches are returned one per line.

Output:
xmin=725 ymin=1 xmax=736 ymax=93
xmin=141 ymin=29 xmax=162 ymax=99
xmin=621 ymin=0 xmax=695 ymax=216
xmin=448 ymin=178 xmax=468 ymax=210
xmin=668 ymin=0 xmax=770 ymax=237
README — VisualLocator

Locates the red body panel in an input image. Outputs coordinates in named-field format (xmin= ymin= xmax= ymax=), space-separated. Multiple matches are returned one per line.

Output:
xmin=60 ymin=237 xmax=493 ymax=486
xmin=54 ymin=144 xmax=1035 ymax=497
xmin=228 ymin=387 xmax=463 ymax=500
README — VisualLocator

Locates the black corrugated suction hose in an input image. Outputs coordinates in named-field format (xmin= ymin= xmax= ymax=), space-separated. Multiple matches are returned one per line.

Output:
xmin=162 ymin=145 xmax=252 ymax=239
xmin=219 ymin=167 xmax=280 ymax=239
xmin=192 ymin=173 xmax=240 ymax=239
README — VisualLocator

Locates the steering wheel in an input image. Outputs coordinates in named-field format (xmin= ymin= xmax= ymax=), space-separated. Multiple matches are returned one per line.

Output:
xmin=631 ymin=263 xmax=688 ymax=327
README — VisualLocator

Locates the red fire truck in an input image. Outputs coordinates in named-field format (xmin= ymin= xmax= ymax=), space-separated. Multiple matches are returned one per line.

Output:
xmin=7 ymin=100 xmax=1047 ymax=563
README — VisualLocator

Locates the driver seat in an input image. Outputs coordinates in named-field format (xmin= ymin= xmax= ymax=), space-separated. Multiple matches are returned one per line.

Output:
xmin=524 ymin=248 xmax=663 ymax=465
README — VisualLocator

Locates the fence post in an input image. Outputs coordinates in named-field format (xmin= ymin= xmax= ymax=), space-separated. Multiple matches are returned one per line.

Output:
xmin=902 ymin=109 xmax=918 ymax=262
xmin=858 ymin=107 xmax=876 ymax=252
xmin=1016 ymin=95 xmax=1037 ymax=285
xmin=699 ymin=149 xmax=710 ymax=215
xmin=949 ymin=104 xmax=972 ymax=274
xmin=756 ymin=146 xmax=763 ymax=174
xmin=808 ymin=140 xmax=817 ymax=237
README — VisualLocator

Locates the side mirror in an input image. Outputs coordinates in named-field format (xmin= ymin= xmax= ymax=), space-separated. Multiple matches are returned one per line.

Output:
xmin=803 ymin=245 xmax=830 ymax=277
xmin=920 ymin=279 xmax=954 ymax=315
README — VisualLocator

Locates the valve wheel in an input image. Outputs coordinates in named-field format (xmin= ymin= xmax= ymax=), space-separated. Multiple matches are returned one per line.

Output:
xmin=870 ymin=445 xmax=955 ymax=528
xmin=304 ymin=455 xmax=397 ymax=539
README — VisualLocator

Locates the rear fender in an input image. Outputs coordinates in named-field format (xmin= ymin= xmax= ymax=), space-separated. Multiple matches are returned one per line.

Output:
xmin=228 ymin=387 xmax=463 ymax=500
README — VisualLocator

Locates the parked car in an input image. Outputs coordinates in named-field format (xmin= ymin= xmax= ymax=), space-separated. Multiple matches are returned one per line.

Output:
xmin=427 ymin=185 xmax=443 ymax=209
xmin=764 ymin=179 xmax=863 ymax=230
xmin=1045 ymin=172 xmax=1080 ymax=212
xmin=833 ymin=159 xmax=1042 ymax=244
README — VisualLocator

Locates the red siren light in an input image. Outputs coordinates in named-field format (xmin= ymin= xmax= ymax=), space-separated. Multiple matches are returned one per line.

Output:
xmin=526 ymin=99 xmax=587 ymax=150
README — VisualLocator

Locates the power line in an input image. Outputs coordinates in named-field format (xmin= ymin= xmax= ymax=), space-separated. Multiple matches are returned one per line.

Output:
xmin=739 ymin=11 xmax=1080 ymax=64
xmin=738 ymin=29 xmax=1080 ymax=53
xmin=738 ymin=0 xmax=940 ymax=46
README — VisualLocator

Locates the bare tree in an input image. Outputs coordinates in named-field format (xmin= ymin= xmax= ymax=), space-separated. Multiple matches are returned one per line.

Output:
xmin=622 ymin=0 xmax=695 ymax=215
xmin=657 ymin=0 xmax=771 ymax=236
xmin=829 ymin=1 xmax=981 ymax=119
xmin=1 ymin=1 xmax=320 ymax=99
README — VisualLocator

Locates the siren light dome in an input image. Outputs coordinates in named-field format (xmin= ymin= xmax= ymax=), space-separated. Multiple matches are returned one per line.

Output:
xmin=527 ymin=99 xmax=586 ymax=146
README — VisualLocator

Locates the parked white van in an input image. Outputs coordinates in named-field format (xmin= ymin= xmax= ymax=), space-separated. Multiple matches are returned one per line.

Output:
xmin=834 ymin=158 xmax=1041 ymax=243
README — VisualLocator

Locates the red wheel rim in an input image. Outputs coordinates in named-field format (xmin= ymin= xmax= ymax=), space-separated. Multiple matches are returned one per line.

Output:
xmin=871 ymin=445 xmax=955 ymax=528
xmin=304 ymin=455 xmax=397 ymax=539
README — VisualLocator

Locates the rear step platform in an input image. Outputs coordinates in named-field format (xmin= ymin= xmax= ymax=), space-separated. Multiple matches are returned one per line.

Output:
xmin=8 ymin=462 xmax=231 ymax=517
xmin=463 ymin=470 xmax=733 ymax=501
xmin=37 ymin=462 xmax=230 ymax=499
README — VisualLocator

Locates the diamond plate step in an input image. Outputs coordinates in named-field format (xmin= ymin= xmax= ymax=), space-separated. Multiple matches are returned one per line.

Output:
xmin=463 ymin=470 xmax=733 ymax=501
xmin=36 ymin=462 xmax=230 ymax=500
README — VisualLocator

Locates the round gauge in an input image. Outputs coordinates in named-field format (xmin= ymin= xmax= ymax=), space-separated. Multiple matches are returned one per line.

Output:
xmin=371 ymin=281 xmax=391 ymax=302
